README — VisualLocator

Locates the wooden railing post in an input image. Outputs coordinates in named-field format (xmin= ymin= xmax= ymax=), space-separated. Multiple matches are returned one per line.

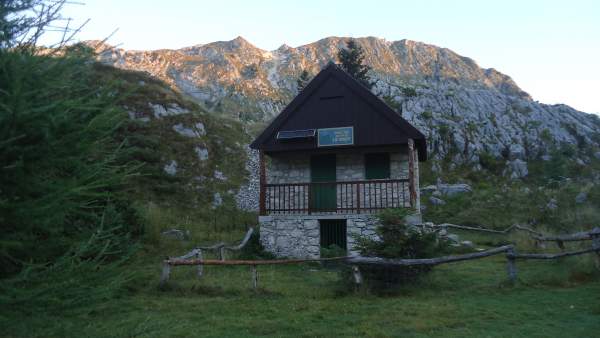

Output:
xmin=196 ymin=249 xmax=203 ymax=278
xmin=159 ymin=259 xmax=171 ymax=287
xmin=407 ymin=139 xmax=417 ymax=209
xmin=259 ymin=150 xmax=266 ymax=215
xmin=355 ymin=183 xmax=361 ymax=213
xmin=352 ymin=265 xmax=362 ymax=289
xmin=591 ymin=227 xmax=600 ymax=270
xmin=307 ymin=183 xmax=312 ymax=215
xmin=506 ymin=246 xmax=517 ymax=284
xmin=251 ymin=265 xmax=258 ymax=290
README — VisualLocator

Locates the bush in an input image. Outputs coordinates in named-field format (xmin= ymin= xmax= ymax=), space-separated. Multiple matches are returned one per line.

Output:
xmin=239 ymin=231 xmax=275 ymax=260
xmin=352 ymin=209 xmax=450 ymax=289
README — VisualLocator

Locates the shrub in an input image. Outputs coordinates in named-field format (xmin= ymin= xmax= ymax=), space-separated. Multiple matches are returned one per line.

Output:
xmin=239 ymin=231 xmax=275 ymax=260
xmin=352 ymin=209 xmax=450 ymax=289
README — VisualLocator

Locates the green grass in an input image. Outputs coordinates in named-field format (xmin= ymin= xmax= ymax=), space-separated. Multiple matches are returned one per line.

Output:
xmin=2 ymin=239 xmax=599 ymax=337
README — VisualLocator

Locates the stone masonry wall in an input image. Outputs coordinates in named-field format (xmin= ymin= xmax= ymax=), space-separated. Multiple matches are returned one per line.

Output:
xmin=268 ymin=152 xmax=409 ymax=183
xmin=259 ymin=214 xmax=381 ymax=258
xmin=259 ymin=212 xmax=422 ymax=258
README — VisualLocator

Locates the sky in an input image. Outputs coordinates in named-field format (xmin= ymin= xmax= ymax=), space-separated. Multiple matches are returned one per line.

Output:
xmin=43 ymin=0 xmax=600 ymax=114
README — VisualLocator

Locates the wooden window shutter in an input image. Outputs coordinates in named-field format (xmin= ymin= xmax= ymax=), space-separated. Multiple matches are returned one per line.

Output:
xmin=365 ymin=153 xmax=390 ymax=179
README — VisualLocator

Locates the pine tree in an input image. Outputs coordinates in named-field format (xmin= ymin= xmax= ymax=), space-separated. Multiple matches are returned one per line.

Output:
xmin=337 ymin=39 xmax=374 ymax=89
xmin=296 ymin=70 xmax=311 ymax=92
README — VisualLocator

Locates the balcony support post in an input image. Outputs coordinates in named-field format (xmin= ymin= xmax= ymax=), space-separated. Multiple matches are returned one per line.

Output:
xmin=408 ymin=139 xmax=417 ymax=210
xmin=259 ymin=150 xmax=266 ymax=216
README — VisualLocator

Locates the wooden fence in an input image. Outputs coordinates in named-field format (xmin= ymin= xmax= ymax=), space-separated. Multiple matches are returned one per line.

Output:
xmin=160 ymin=227 xmax=600 ymax=289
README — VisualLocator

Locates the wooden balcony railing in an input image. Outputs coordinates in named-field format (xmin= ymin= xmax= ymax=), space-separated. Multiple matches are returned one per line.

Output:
xmin=261 ymin=179 xmax=411 ymax=214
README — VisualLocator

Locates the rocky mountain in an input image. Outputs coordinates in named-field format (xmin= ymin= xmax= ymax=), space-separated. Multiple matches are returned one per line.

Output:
xmin=89 ymin=36 xmax=600 ymax=176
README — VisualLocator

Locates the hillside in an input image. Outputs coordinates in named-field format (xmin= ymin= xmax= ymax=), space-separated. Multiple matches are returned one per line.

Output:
xmin=89 ymin=36 xmax=600 ymax=174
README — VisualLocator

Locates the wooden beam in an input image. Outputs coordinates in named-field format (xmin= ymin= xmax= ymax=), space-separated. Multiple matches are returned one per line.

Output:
xmin=407 ymin=138 xmax=417 ymax=209
xmin=346 ymin=245 xmax=513 ymax=266
xmin=259 ymin=150 xmax=266 ymax=215
xmin=167 ymin=256 xmax=351 ymax=266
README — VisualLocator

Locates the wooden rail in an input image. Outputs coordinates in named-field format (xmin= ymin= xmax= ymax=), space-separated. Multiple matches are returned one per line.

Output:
xmin=264 ymin=179 xmax=410 ymax=214
xmin=160 ymin=227 xmax=600 ymax=289
xmin=346 ymin=245 xmax=513 ymax=266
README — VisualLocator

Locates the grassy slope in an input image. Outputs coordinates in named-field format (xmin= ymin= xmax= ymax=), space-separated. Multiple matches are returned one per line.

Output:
xmin=2 ymin=249 xmax=599 ymax=337
xmin=420 ymin=157 xmax=600 ymax=233
xmin=92 ymin=64 xmax=258 ymax=243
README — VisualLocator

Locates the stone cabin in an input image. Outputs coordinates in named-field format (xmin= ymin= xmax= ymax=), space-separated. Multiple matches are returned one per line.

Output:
xmin=250 ymin=62 xmax=427 ymax=258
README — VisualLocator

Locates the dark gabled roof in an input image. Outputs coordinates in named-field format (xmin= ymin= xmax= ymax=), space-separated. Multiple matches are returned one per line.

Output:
xmin=250 ymin=62 xmax=427 ymax=161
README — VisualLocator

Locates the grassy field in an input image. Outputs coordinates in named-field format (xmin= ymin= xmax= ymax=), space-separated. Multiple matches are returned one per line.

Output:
xmin=2 ymin=234 xmax=599 ymax=338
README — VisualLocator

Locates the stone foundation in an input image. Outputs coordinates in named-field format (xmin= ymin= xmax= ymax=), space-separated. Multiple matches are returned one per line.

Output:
xmin=259 ymin=213 xmax=422 ymax=258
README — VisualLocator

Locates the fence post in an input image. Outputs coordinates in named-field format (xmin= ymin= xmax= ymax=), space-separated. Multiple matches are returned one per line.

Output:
xmin=196 ymin=249 xmax=203 ymax=278
xmin=218 ymin=246 xmax=225 ymax=261
xmin=407 ymin=139 xmax=417 ymax=209
xmin=259 ymin=150 xmax=266 ymax=216
xmin=352 ymin=265 xmax=362 ymax=289
xmin=251 ymin=265 xmax=258 ymax=290
xmin=160 ymin=259 xmax=171 ymax=286
xmin=591 ymin=227 xmax=600 ymax=270
xmin=506 ymin=246 xmax=517 ymax=284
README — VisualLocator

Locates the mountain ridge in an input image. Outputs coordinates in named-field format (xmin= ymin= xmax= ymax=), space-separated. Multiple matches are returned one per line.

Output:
xmin=87 ymin=36 xmax=600 ymax=174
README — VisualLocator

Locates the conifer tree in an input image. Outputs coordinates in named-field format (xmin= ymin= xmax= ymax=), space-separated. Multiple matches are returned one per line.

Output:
xmin=337 ymin=39 xmax=374 ymax=89
xmin=296 ymin=69 xmax=311 ymax=92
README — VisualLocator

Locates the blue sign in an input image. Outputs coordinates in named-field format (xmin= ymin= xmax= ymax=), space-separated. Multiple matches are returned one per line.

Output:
xmin=317 ymin=127 xmax=354 ymax=147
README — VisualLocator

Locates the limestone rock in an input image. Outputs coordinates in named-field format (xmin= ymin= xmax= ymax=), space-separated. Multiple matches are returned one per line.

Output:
xmin=420 ymin=185 xmax=438 ymax=194
xmin=460 ymin=240 xmax=474 ymax=248
xmin=172 ymin=123 xmax=205 ymax=138
xmin=437 ymin=183 xmax=472 ymax=196
xmin=429 ymin=196 xmax=446 ymax=205
xmin=575 ymin=191 xmax=587 ymax=204
xmin=161 ymin=229 xmax=190 ymax=240
xmin=163 ymin=160 xmax=177 ymax=176
xmin=546 ymin=198 xmax=558 ymax=210
xmin=152 ymin=103 xmax=189 ymax=118
xmin=194 ymin=147 xmax=209 ymax=161
xmin=212 ymin=192 xmax=223 ymax=208
xmin=505 ymin=159 xmax=528 ymax=179
xmin=214 ymin=170 xmax=227 ymax=181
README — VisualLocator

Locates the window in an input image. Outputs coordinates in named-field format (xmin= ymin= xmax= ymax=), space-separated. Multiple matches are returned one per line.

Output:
xmin=365 ymin=153 xmax=390 ymax=179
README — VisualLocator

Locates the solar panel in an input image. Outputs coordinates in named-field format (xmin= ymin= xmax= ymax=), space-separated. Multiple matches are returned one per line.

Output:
xmin=277 ymin=129 xmax=316 ymax=140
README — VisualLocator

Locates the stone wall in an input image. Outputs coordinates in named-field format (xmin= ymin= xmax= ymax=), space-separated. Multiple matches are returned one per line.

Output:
xmin=259 ymin=214 xmax=381 ymax=258
xmin=268 ymin=151 xmax=409 ymax=184
xmin=259 ymin=213 xmax=422 ymax=258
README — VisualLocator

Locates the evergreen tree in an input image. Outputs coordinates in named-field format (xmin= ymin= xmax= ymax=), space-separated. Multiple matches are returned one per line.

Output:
xmin=337 ymin=39 xmax=374 ymax=89
xmin=296 ymin=69 xmax=311 ymax=92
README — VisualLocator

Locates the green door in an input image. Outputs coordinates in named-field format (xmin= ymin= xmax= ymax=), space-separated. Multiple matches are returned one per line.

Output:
xmin=310 ymin=154 xmax=336 ymax=211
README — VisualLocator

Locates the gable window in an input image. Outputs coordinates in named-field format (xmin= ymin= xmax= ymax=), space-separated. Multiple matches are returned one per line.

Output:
xmin=365 ymin=153 xmax=390 ymax=180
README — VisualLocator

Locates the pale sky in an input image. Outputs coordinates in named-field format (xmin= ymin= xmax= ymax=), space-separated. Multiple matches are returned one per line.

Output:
xmin=43 ymin=0 xmax=600 ymax=114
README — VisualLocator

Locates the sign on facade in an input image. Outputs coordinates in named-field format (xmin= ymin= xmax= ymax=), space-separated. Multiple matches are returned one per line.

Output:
xmin=317 ymin=126 xmax=354 ymax=147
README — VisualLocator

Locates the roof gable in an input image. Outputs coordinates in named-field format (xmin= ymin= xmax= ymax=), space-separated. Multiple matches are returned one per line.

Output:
xmin=250 ymin=62 xmax=427 ymax=161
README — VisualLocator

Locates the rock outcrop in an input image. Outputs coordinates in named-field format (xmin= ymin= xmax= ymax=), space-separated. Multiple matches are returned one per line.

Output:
xmin=87 ymin=36 xmax=600 ymax=170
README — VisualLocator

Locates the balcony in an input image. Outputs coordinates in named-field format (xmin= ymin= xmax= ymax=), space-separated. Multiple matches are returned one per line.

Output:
xmin=261 ymin=179 xmax=412 ymax=215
